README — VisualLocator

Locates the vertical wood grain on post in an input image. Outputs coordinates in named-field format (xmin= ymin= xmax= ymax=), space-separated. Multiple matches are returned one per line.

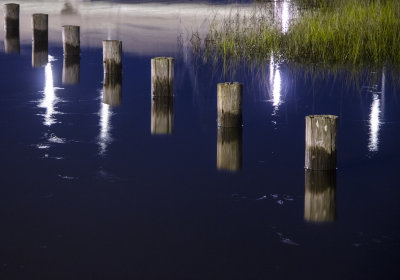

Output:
xmin=103 ymin=73 xmax=122 ymax=107
xmin=151 ymin=97 xmax=173 ymax=135
xmin=217 ymin=82 xmax=243 ymax=127
xmin=103 ymin=40 xmax=122 ymax=74
xmin=32 ymin=13 xmax=48 ymax=67
xmin=151 ymin=57 xmax=174 ymax=97
xmin=304 ymin=170 xmax=336 ymax=223
xmin=62 ymin=25 xmax=80 ymax=56
xmin=305 ymin=115 xmax=338 ymax=170
xmin=217 ymin=127 xmax=242 ymax=171
xmin=3 ymin=3 xmax=20 ymax=53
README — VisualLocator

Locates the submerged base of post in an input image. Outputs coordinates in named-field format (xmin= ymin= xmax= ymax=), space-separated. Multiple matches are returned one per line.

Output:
xmin=304 ymin=170 xmax=336 ymax=223
xmin=305 ymin=115 xmax=338 ymax=170
xmin=217 ymin=82 xmax=243 ymax=127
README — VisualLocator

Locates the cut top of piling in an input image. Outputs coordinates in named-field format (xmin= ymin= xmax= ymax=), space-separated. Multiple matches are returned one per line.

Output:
xmin=305 ymin=115 xmax=338 ymax=121
xmin=32 ymin=14 xmax=48 ymax=31
xmin=4 ymin=3 xmax=19 ymax=19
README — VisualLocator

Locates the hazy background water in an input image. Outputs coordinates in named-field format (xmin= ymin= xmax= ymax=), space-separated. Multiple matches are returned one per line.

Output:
xmin=0 ymin=1 xmax=399 ymax=279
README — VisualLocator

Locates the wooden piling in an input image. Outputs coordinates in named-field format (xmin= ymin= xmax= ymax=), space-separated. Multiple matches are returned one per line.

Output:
xmin=103 ymin=40 xmax=122 ymax=74
xmin=217 ymin=127 xmax=242 ymax=171
xmin=151 ymin=57 xmax=174 ymax=97
xmin=62 ymin=55 xmax=80 ymax=85
xmin=305 ymin=115 xmax=338 ymax=170
xmin=217 ymin=82 xmax=243 ymax=127
xmin=32 ymin=13 xmax=48 ymax=67
xmin=62 ymin=25 xmax=80 ymax=56
xmin=151 ymin=97 xmax=173 ymax=134
xmin=304 ymin=170 xmax=336 ymax=223
xmin=3 ymin=3 xmax=20 ymax=53
xmin=103 ymin=73 xmax=122 ymax=107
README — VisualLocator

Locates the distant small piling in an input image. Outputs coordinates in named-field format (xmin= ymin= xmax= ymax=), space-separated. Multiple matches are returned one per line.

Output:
xmin=217 ymin=82 xmax=243 ymax=127
xmin=103 ymin=40 xmax=122 ymax=74
xmin=304 ymin=170 xmax=336 ymax=223
xmin=217 ymin=127 xmax=242 ymax=172
xmin=32 ymin=13 xmax=48 ymax=67
xmin=151 ymin=57 xmax=174 ymax=97
xmin=305 ymin=115 xmax=338 ymax=170
xmin=151 ymin=97 xmax=173 ymax=135
xmin=62 ymin=56 xmax=80 ymax=85
xmin=62 ymin=25 xmax=80 ymax=56
xmin=3 ymin=3 xmax=20 ymax=53
xmin=103 ymin=73 xmax=122 ymax=106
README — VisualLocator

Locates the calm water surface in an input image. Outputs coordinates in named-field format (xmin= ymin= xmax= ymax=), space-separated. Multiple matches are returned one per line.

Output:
xmin=0 ymin=1 xmax=399 ymax=279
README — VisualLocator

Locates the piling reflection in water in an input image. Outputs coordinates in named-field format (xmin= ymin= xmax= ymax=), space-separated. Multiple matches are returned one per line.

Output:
xmin=62 ymin=55 xmax=80 ymax=85
xmin=368 ymin=68 xmax=385 ymax=153
xmin=304 ymin=170 xmax=336 ymax=223
xmin=3 ymin=3 xmax=20 ymax=54
xmin=102 ymin=73 xmax=122 ymax=107
xmin=217 ymin=127 xmax=242 ymax=172
xmin=151 ymin=97 xmax=173 ymax=135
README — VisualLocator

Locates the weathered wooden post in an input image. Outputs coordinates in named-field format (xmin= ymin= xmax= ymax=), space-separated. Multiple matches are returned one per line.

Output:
xmin=150 ymin=57 xmax=174 ymax=134
xmin=62 ymin=56 xmax=80 ymax=85
xmin=217 ymin=82 xmax=243 ymax=127
xmin=102 ymin=40 xmax=122 ymax=106
xmin=151 ymin=57 xmax=174 ymax=97
xmin=217 ymin=127 xmax=242 ymax=171
xmin=305 ymin=115 xmax=338 ymax=170
xmin=304 ymin=170 xmax=336 ymax=223
xmin=103 ymin=73 xmax=122 ymax=107
xmin=32 ymin=13 xmax=48 ymax=67
xmin=61 ymin=25 xmax=80 ymax=84
xmin=3 ymin=3 xmax=20 ymax=53
xmin=62 ymin=25 xmax=80 ymax=56
xmin=216 ymin=82 xmax=243 ymax=171
xmin=103 ymin=40 xmax=122 ymax=74
xmin=151 ymin=97 xmax=173 ymax=134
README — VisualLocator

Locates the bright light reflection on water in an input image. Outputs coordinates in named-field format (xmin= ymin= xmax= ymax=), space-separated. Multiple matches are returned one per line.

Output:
xmin=368 ymin=93 xmax=381 ymax=152
xmin=269 ymin=54 xmax=282 ymax=116
xmin=38 ymin=55 xmax=59 ymax=126
xmin=98 ymin=91 xmax=112 ymax=156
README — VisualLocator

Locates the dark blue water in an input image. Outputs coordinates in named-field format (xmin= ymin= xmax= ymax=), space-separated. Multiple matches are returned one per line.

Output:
xmin=0 ymin=32 xmax=399 ymax=279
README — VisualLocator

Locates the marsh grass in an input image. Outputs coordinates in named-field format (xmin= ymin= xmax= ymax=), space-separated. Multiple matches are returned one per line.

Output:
xmin=200 ymin=0 xmax=400 ymax=66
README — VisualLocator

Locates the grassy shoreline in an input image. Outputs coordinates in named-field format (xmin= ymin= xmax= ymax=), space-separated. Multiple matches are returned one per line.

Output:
xmin=198 ymin=0 xmax=400 ymax=66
